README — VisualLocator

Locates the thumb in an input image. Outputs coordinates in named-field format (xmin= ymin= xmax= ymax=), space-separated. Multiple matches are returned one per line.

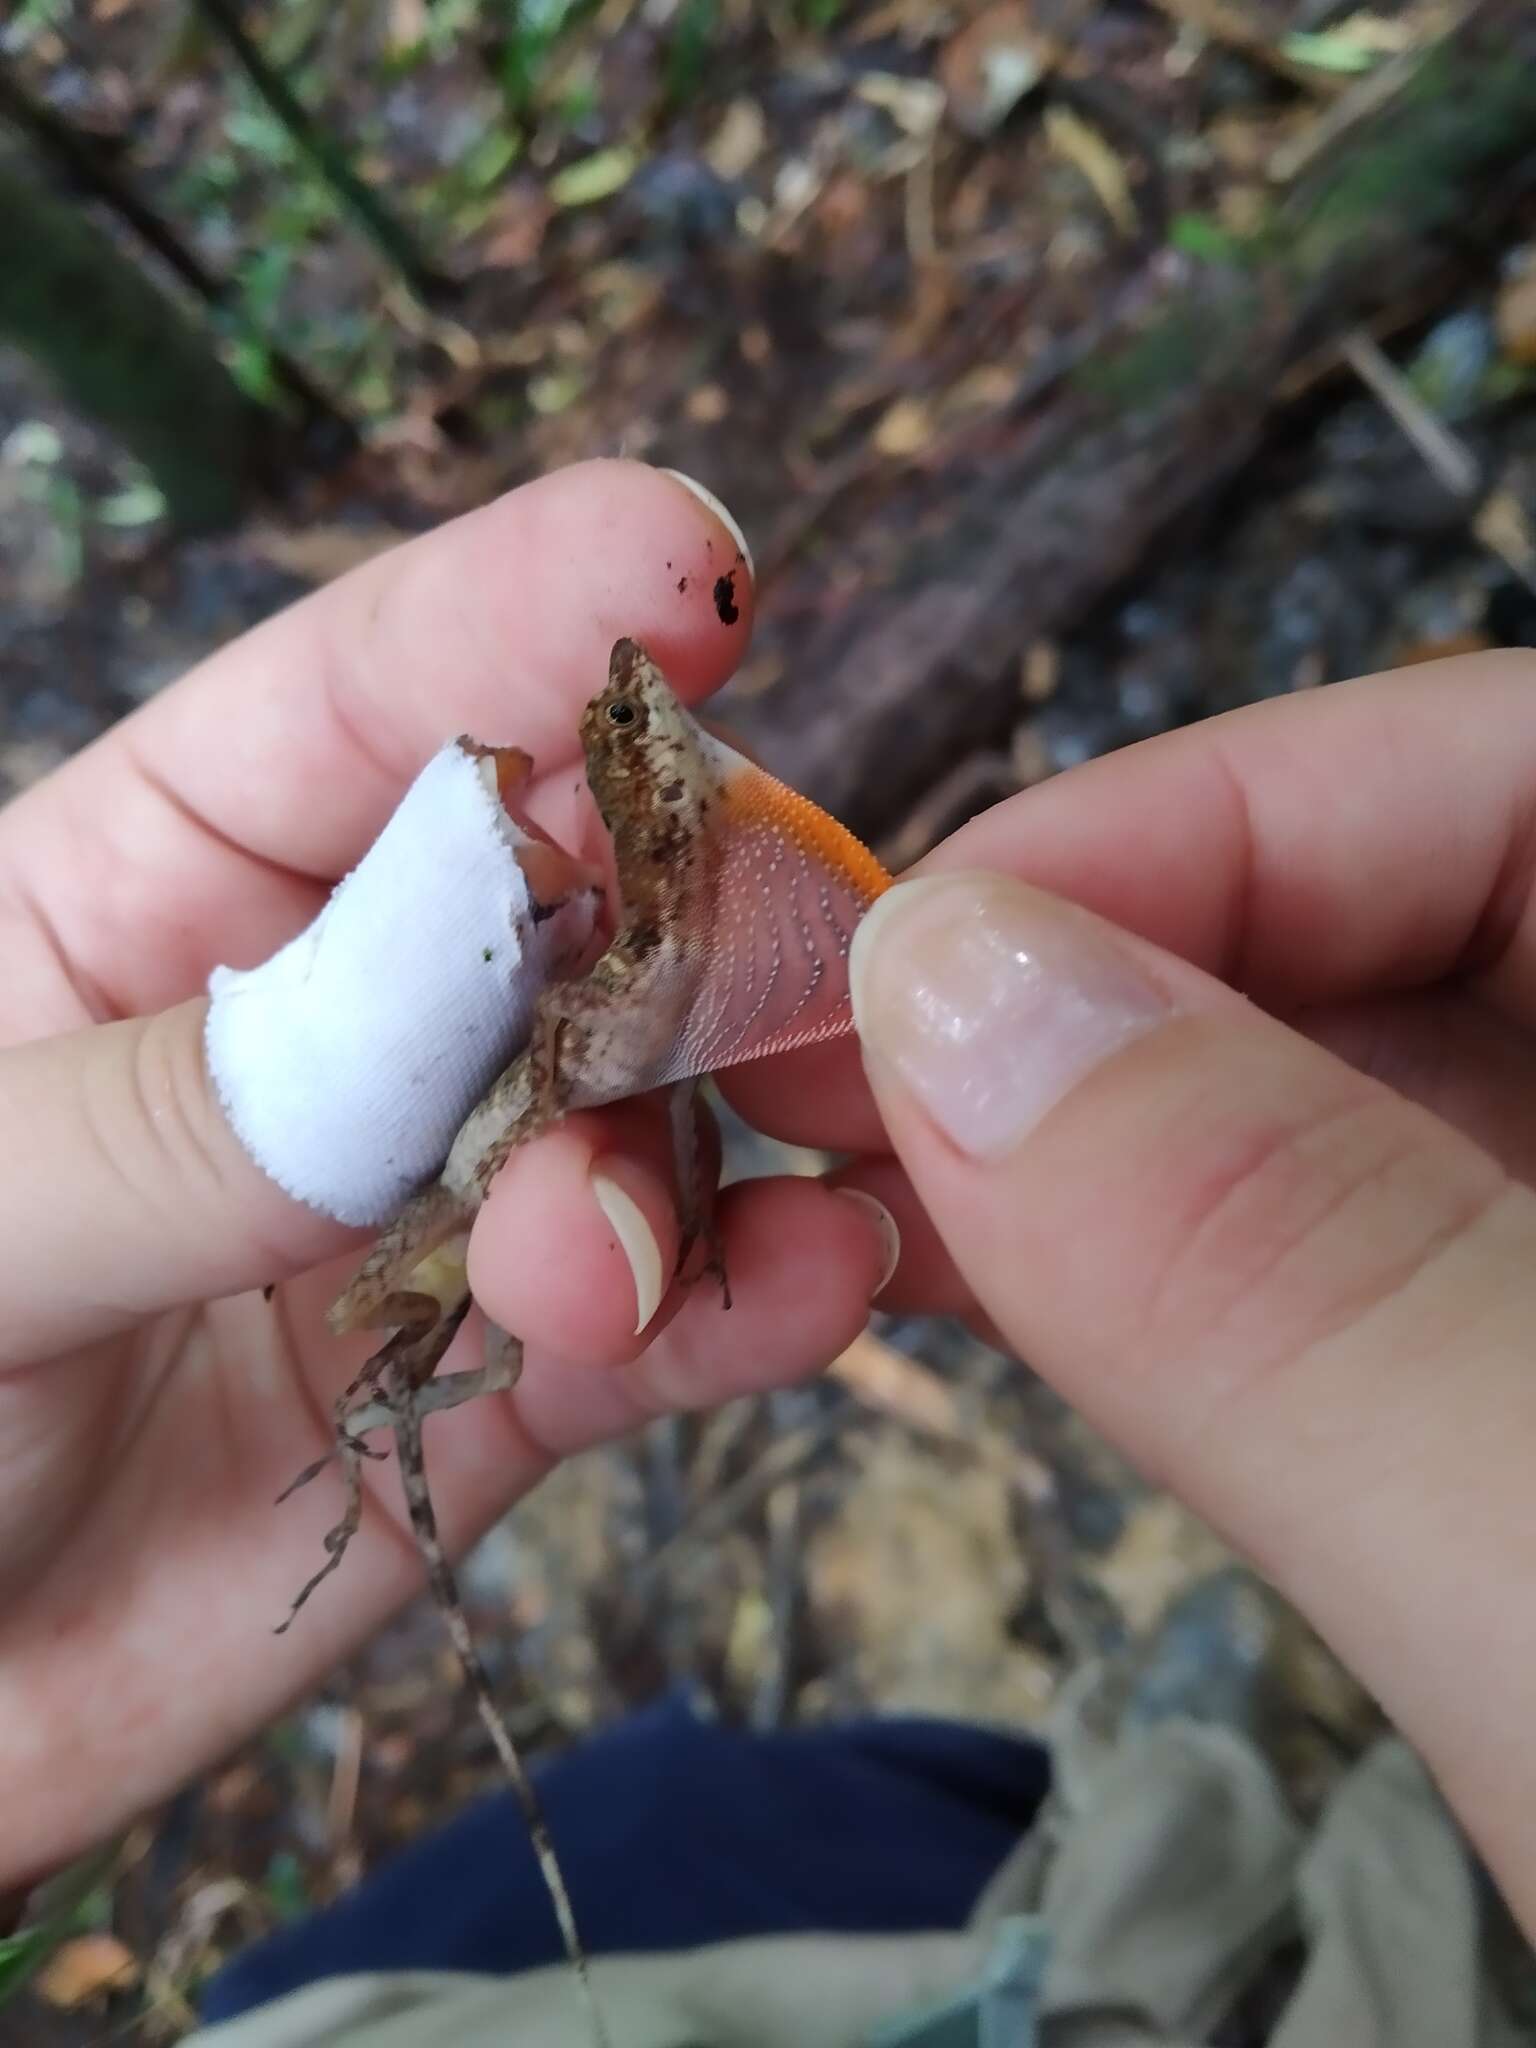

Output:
xmin=1 ymin=998 xmax=348 ymax=1367
xmin=850 ymin=871 xmax=1536 ymax=1914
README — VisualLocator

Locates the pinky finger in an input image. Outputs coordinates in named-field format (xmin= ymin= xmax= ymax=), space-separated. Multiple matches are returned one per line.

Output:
xmin=826 ymin=1158 xmax=976 ymax=1320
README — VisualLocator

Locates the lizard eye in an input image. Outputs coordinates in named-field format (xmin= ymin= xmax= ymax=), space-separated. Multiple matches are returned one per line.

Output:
xmin=606 ymin=699 xmax=638 ymax=728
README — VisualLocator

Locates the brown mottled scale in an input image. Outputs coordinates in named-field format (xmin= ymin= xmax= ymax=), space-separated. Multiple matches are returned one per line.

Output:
xmin=330 ymin=637 xmax=890 ymax=1342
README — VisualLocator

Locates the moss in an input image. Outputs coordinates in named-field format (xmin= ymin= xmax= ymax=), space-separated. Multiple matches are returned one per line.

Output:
xmin=1074 ymin=282 xmax=1260 ymax=410
xmin=1286 ymin=47 xmax=1536 ymax=278
xmin=1074 ymin=20 xmax=1536 ymax=419
xmin=0 ymin=150 xmax=261 ymax=530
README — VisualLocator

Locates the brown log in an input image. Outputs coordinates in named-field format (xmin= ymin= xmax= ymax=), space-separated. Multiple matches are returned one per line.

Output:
xmin=724 ymin=0 xmax=1536 ymax=843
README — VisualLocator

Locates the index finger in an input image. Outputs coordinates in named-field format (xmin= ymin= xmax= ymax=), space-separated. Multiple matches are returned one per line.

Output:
xmin=0 ymin=461 xmax=752 ymax=1024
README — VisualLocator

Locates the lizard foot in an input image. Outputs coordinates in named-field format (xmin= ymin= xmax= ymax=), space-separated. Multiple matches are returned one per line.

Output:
xmin=340 ymin=1332 xmax=524 ymax=1436
xmin=273 ymin=1419 xmax=373 ymax=1632
xmin=275 ymin=1287 xmax=474 ymax=1629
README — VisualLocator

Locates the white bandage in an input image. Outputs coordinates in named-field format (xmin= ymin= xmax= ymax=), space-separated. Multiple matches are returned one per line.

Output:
xmin=206 ymin=740 xmax=599 ymax=1226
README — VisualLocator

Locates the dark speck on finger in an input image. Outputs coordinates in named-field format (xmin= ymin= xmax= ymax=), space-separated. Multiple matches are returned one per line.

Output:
xmin=713 ymin=570 xmax=739 ymax=626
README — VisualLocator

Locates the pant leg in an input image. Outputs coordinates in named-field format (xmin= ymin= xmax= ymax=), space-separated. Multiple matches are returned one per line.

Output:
xmin=201 ymin=1691 xmax=1050 ymax=2024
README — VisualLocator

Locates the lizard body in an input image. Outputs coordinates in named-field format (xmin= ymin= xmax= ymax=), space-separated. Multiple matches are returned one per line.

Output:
xmin=329 ymin=635 xmax=890 ymax=1340
xmin=278 ymin=639 xmax=891 ymax=2048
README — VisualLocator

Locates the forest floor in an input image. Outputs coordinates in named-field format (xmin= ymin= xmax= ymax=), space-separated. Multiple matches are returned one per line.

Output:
xmin=4 ymin=0 xmax=1536 ymax=2037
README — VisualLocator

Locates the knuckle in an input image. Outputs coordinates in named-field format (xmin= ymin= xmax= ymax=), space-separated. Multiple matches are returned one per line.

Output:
xmin=76 ymin=1004 xmax=240 ymax=1258
xmin=1143 ymin=1086 xmax=1509 ymax=1393
xmin=123 ymin=1006 xmax=235 ymax=1223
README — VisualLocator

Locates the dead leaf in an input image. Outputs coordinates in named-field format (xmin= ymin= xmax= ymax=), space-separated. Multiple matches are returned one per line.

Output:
xmin=944 ymin=364 xmax=1018 ymax=415
xmin=856 ymin=71 xmax=946 ymax=141
xmin=808 ymin=1433 xmax=1050 ymax=1722
xmin=1393 ymin=629 xmax=1494 ymax=667
xmin=34 ymin=1933 xmax=139 ymax=2010
xmin=873 ymin=395 xmax=935 ymax=457
xmin=481 ymin=182 xmax=552 ymax=270
xmin=388 ymin=0 xmax=427 ymax=42
xmin=1474 ymin=488 xmax=1536 ymax=596
xmin=705 ymin=98 xmax=766 ymax=180
xmin=940 ymin=2 xmax=1054 ymax=137
xmin=686 ymin=384 xmax=729 ymax=424
xmin=1044 ymin=105 xmax=1138 ymax=237
xmin=1496 ymin=262 xmax=1536 ymax=368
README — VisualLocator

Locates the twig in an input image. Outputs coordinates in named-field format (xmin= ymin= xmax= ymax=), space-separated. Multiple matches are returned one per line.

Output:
xmin=0 ymin=58 xmax=351 ymax=446
xmin=749 ymin=1390 xmax=813 ymax=1730
xmin=188 ymin=0 xmax=453 ymax=306
xmin=630 ymin=1412 xmax=847 ymax=1601
xmin=1341 ymin=329 xmax=1536 ymax=599
xmin=642 ymin=1417 xmax=700 ymax=1684
xmin=830 ymin=1330 xmax=1054 ymax=1501
xmin=904 ymin=144 xmax=937 ymax=267
xmin=324 ymin=1706 xmax=365 ymax=1857
xmin=1142 ymin=0 xmax=1352 ymax=96
xmin=1267 ymin=32 xmax=1453 ymax=183
xmin=1340 ymin=328 xmax=1480 ymax=497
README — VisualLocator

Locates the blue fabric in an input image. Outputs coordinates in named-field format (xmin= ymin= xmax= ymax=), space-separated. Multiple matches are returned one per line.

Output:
xmin=202 ymin=1692 xmax=1049 ymax=2024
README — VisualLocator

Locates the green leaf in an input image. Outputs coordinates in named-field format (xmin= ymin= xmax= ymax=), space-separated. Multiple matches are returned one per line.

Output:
xmin=548 ymin=146 xmax=636 ymax=207
xmin=666 ymin=0 xmax=718 ymax=104
xmin=228 ymin=337 xmax=283 ymax=406
xmin=529 ymin=367 xmax=585 ymax=414
xmin=462 ymin=126 xmax=522 ymax=192
xmin=3 ymin=420 xmax=64 ymax=466
xmin=98 ymin=482 xmax=169 ymax=528
xmin=1168 ymin=212 xmax=1245 ymax=263
xmin=0 ymin=1848 xmax=119 ymax=2011
xmin=1280 ymin=28 xmax=1378 ymax=74
xmin=264 ymin=1852 xmax=310 ymax=1923
xmin=11 ymin=0 xmax=71 ymax=42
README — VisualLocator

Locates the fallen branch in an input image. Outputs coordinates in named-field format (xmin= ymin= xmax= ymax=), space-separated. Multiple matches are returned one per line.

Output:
xmin=727 ymin=0 xmax=1536 ymax=840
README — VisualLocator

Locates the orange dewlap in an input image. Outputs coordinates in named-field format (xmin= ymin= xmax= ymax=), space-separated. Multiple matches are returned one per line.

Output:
xmin=719 ymin=762 xmax=892 ymax=908
xmin=652 ymin=756 xmax=893 ymax=1082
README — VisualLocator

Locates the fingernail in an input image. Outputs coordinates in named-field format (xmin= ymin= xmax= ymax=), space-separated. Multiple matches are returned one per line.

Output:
xmin=849 ymin=873 xmax=1172 ymax=1160
xmin=834 ymin=1189 xmax=902 ymax=1297
xmin=591 ymin=1167 xmax=665 ymax=1334
xmin=660 ymin=469 xmax=755 ymax=581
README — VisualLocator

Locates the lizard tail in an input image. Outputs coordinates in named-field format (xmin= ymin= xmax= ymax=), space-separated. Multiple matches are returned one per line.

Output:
xmin=391 ymin=1388 xmax=613 ymax=2048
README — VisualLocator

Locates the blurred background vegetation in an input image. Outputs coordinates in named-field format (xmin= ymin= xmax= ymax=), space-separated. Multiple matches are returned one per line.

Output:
xmin=5 ymin=0 xmax=1536 ymax=2036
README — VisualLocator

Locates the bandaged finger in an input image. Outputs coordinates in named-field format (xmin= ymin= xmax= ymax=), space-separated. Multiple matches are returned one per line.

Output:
xmin=205 ymin=739 xmax=600 ymax=1227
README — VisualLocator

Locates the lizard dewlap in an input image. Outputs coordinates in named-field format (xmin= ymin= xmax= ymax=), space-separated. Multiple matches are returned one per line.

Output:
xmin=205 ymin=739 xmax=600 ymax=1228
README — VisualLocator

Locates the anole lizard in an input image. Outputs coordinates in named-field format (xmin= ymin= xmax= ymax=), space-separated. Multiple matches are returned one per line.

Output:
xmin=277 ymin=637 xmax=891 ymax=2040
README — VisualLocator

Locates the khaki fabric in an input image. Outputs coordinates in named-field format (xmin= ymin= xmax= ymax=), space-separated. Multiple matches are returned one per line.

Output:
xmin=189 ymin=1722 xmax=1523 ymax=2048
xmin=185 ymin=1932 xmax=988 ymax=2048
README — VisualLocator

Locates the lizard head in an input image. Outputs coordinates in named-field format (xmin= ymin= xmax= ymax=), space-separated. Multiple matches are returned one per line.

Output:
xmin=580 ymin=638 xmax=719 ymax=889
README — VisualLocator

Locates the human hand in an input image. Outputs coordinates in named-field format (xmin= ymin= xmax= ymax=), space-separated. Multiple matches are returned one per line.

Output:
xmin=0 ymin=461 xmax=891 ymax=1888
xmin=726 ymin=650 xmax=1536 ymax=1934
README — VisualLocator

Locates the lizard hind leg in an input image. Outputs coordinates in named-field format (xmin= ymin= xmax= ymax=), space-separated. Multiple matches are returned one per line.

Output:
xmin=329 ymin=1181 xmax=473 ymax=1336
